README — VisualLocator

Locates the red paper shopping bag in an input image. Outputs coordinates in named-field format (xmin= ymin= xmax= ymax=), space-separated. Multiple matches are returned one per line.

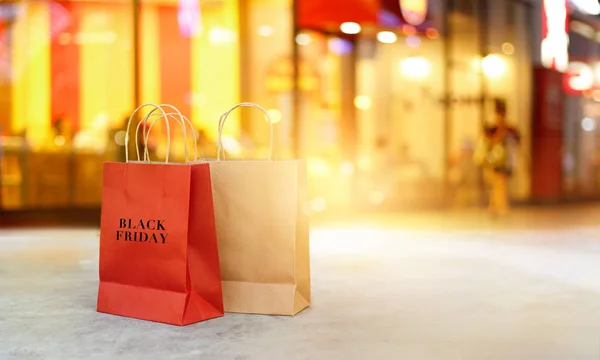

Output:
xmin=97 ymin=104 xmax=223 ymax=326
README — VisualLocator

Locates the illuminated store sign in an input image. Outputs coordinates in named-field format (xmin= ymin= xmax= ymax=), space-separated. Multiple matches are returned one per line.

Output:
xmin=178 ymin=0 xmax=201 ymax=37
xmin=565 ymin=61 xmax=596 ymax=92
xmin=562 ymin=60 xmax=600 ymax=94
xmin=541 ymin=0 xmax=569 ymax=73
xmin=570 ymin=0 xmax=600 ymax=15
xmin=399 ymin=0 xmax=428 ymax=26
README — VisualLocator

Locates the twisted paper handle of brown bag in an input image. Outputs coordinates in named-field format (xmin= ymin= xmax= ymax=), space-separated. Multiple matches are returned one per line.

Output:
xmin=217 ymin=102 xmax=274 ymax=161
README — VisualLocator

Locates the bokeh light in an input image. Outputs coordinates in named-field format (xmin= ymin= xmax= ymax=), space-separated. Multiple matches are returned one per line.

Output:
xmin=311 ymin=197 xmax=327 ymax=212
xmin=481 ymin=54 xmax=506 ymax=78
xmin=502 ymin=42 xmax=515 ymax=55
xmin=114 ymin=131 xmax=126 ymax=146
xmin=266 ymin=109 xmax=282 ymax=124
xmin=340 ymin=161 xmax=355 ymax=177
xmin=406 ymin=35 xmax=421 ymax=47
xmin=401 ymin=57 xmax=431 ymax=79
xmin=258 ymin=25 xmax=274 ymax=37
xmin=368 ymin=191 xmax=385 ymax=205
xmin=377 ymin=31 xmax=398 ymax=44
xmin=354 ymin=95 xmax=372 ymax=110
xmin=295 ymin=33 xmax=311 ymax=46
xmin=582 ymin=117 xmax=597 ymax=132
xmin=402 ymin=25 xmax=417 ymax=36
xmin=54 ymin=135 xmax=66 ymax=147
xmin=340 ymin=22 xmax=361 ymax=35
xmin=426 ymin=28 xmax=439 ymax=39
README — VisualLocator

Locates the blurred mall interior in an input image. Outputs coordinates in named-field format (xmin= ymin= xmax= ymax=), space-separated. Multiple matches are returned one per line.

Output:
xmin=1 ymin=0 xmax=600 ymax=223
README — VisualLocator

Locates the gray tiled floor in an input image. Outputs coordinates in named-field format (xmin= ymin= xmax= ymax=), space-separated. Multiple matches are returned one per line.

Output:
xmin=2 ymin=208 xmax=600 ymax=359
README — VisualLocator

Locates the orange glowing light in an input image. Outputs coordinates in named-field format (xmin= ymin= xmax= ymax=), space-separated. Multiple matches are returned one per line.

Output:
xmin=402 ymin=24 xmax=417 ymax=36
xmin=425 ymin=28 xmax=439 ymax=39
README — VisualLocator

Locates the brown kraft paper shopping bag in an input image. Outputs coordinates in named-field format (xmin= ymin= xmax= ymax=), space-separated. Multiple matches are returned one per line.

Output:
xmin=207 ymin=102 xmax=310 ymax=316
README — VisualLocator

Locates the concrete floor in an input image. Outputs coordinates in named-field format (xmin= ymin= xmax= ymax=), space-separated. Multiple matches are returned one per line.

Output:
xmin=3 ymin=207 xmax=600 ymax=359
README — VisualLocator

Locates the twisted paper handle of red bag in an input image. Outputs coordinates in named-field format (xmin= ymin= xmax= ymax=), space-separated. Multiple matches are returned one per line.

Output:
xmin=125 ymin=103 xmax=197 ymax=163
xmin=138 ymin=104 xmax=197 ymax=163
xmin=217 ymin=102 xmax=274 ymax=161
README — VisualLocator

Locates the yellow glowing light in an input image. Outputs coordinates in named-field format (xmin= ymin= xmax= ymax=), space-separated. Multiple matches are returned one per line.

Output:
xmin=340 ymin=22 xmax=361 ymax=35
xmin=368 ymin=191 xmax=385 ymax=205
xmin=266 ymin=109 xmax=282 ymax=124
xmin=258 ymin=25 xmax=274 ymax=37
xmin=502 ymin=42 xmax=515 ymax=55
xmin=295 ymin=33 xmax=312 ymax=46
xmin=92 ymin=113 xmax=109 ymax=130
xmin=307 ymin=157 xmax=331 ymax=178
xmin=54 ymin=135 xmax=66 ymax=147
xmin=401 ymin=57 xmax=431 ymax=79
xmin=114 ymin=130 xmax=126 ymax=146
xmin=340 ymin=161 xmax=355 ymax=177
xmin=356 ymin=155 xmax=371 ymax=171
xmin=221 ymin=135 xmax=242 ymax=157
xmin=311 ymin=197 xmax=327 ymax=212
xmin=377 ymin=31 xmax=398 ymax=44
xmin=208 ymin=28 xmax=236 ymax=44
xmin=593 ymin=90 xmax=600 ymax=102
xmin=354 ymin=95 xmax=372 ymax=110
xmin=302 ymin=202 xmax=313 ymax=216
xmin=481 ymin=54 xmax=506 ymax=78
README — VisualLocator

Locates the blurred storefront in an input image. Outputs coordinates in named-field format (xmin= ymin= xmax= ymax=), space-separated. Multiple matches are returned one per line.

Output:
xmin=292 ymin=0 xmax=534 ymax=211
xmin=0 ymin=0 xmax=241 ymax=215
xmin=554 ymin=0 xmax=600 ymax=200
xmin=0 ymin=0 xmax=535 ymax=221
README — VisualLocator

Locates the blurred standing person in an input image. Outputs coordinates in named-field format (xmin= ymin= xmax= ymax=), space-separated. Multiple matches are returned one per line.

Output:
xmin=474 ymin=100 xmax=520 ymax=217
xmin=50 ymin=116 xmax=74 ymax=148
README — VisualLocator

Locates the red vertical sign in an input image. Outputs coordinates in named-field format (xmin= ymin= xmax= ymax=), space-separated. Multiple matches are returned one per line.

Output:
xmin=158 ymin=6 xmax=191 ymax=120
xmin=50 ymin=1 xmax=80 ymax=131
xmin=0 ymin=12 xmax=10 ymax=133
xmin=532 ymin=67 xmax=564 ymax=202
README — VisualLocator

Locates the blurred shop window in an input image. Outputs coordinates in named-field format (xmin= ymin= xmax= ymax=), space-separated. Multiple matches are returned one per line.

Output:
xmin=139 ymin=0 xmax=240 ymax=161
xmin=244 ymin=0 xmax=296 ymax=159
xmin=1 ymin=0 xmax=134 ymax=210
xmin=355 ymin=29 xmax=446 ymax=208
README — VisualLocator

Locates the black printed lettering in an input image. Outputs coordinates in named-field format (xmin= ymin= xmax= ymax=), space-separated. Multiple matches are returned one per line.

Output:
xmin=115 ymin=218 xmax=168 ymax=244
xmin=146 ymin=220 xmax=156 ymax=230
xmin=135 ymin=219 xmax=145 ymax=230
xmin=156 ymin=220 xmax=166 ymax=231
